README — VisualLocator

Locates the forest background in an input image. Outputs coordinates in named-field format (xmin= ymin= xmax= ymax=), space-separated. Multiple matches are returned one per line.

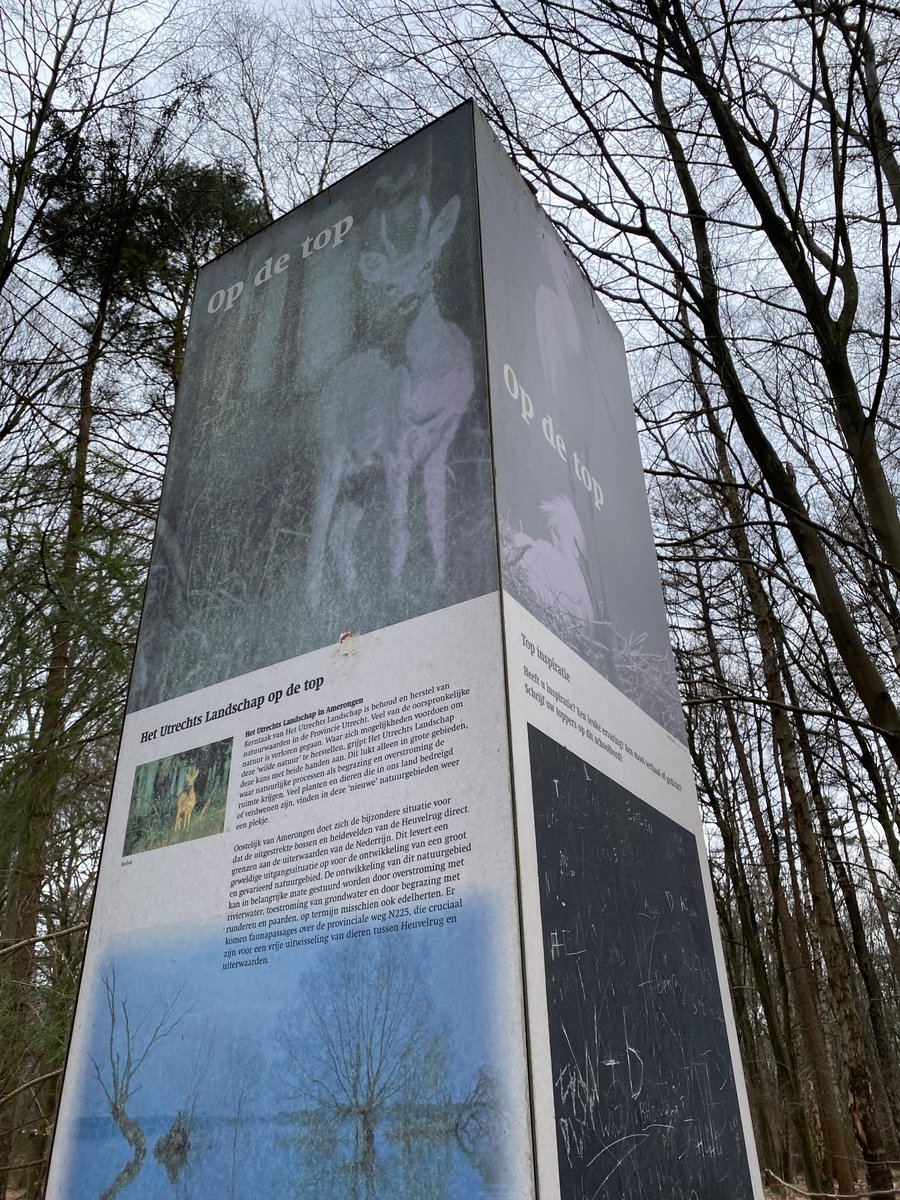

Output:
xmin=2 ymin=0 xmax=900 ymax=1195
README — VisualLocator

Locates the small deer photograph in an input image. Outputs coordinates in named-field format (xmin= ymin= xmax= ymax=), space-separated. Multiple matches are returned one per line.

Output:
xmin=123 ymin=738 xmax=233 ymax=856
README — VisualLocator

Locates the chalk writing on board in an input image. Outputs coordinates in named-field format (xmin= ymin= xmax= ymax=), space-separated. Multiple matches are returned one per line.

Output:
xmin=527 ymin=724 xmax=754 ymax=1200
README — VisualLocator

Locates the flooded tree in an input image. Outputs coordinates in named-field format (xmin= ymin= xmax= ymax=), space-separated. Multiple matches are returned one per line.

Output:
xmin=282 ymin=940 xmax=448 ymax=1166
xmin=152 ymin=1034 xmax=210 ymax=1190
xmin=90 ymin=969 xmax=187 ymax=1200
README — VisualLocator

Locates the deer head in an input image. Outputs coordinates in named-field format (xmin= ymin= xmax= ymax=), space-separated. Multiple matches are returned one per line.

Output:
xmin=358 ymin=196 xmax=461 ymax=315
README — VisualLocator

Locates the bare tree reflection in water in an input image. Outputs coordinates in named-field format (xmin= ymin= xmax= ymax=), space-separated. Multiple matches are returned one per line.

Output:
xmin=90 ymin=969 xmax=188 ymax=1200
xmin=287 ymin=1118 xmax=502 ymax=1200
xmin=281 ymin=940 xmax=503 ymax=1199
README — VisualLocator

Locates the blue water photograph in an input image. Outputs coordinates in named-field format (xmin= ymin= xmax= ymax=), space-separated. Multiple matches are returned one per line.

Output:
xmin=57 ymin=916 xmax=510 ymax=1200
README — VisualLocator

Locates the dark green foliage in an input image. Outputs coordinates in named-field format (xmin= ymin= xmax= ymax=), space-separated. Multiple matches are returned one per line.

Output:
xmin=35 ymin=109 xmax=267 ymax=304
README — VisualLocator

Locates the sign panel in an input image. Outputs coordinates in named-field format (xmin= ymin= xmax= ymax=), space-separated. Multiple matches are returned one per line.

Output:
xmin=49 ymin=102 xmax=759 ymax=1200
xmin=473 ymin=111 xmax=762 ymax=1198
xmin=528 ymin=724 xmax=753 ymax=1199
xmin=129 ymin=107 xmax=496 ymax=713
xmin=48 ymin=106 xmax=535 ymax=1200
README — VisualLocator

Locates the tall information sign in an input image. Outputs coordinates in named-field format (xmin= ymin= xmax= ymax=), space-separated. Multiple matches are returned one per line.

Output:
xmin=48 ymin=103 xmax=761 ymax=1200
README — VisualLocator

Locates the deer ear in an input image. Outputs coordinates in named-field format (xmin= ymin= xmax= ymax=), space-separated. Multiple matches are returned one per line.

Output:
xmin=428 ymin=196 xmax=461 ymax=254
xmin=359 ymin=251 xmax=388 ymax=281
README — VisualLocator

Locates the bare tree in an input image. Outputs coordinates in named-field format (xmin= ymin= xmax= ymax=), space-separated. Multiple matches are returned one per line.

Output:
xmin=91 ymin=968 xmax=187 ymax=1200
xmin=3 ymin=0 xmax=899 ymax=1192
xmin=0 ymin=0 xmax=183 ymax=297
xmin=281 ymin=940 xmax=448 ymax=1167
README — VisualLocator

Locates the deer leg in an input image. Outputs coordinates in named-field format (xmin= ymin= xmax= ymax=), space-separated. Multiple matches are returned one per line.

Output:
xmin=330 ymin=499 xmax=364 ymax=591
xmin=386 ymin=458 xmax=412 ymax=582
xmin=422 ymin=436 xmax=453 ymax=581
xmin=306 ymin=456 xmax=346 ymax=608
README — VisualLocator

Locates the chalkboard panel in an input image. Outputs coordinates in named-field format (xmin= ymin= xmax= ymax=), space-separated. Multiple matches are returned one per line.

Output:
xmin=527 ymin=725 xmax=754 ymax=1200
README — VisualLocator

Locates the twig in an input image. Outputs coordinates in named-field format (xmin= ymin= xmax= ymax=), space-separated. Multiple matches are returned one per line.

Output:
xmin=0 ymin=1069 xmax=62 ymax=1109
xmin=0 ymin=922 xmax=89 ymax=961
xmin=766 ymin=1169 xmax=900 ymax=1198
xmin=0 ymin=1155 xmax=49 ymax=1176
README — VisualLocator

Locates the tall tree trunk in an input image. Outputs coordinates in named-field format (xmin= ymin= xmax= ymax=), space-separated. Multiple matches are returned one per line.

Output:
xmin=650 ymin=53 xmax=900 ymax=770
xmin=0 ymin=291 xmax=108 ymax=1178
xmin=714 ymin=896 xmax=779 ymax=1174
xmin=693 ymin=574 xmax=854 ymax=1190
xmin=787 ymin=693 xmax=900 ymax=1150
xmin=676 ymin=277 xmax=895 ymax=1191
xmin=844 ymin=755 xmax=900 ymax=987
xmin=692 ymin=727 xmax=821 ymax=1189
